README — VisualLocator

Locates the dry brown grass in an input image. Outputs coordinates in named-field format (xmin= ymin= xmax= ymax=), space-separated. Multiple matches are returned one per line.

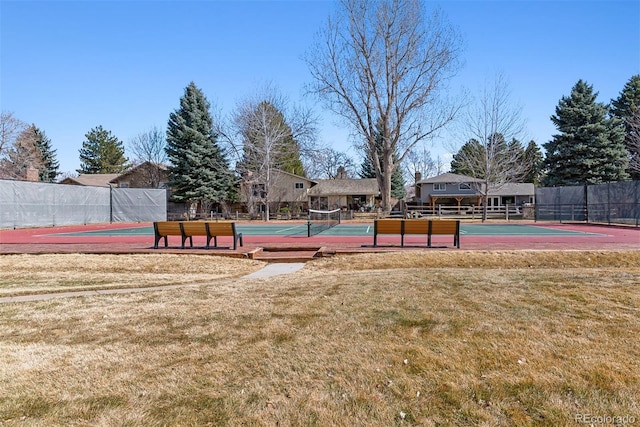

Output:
xmin=0 ymin=254 xmax=265 ymax=297
xmin=1 ymin=251 xmax=639 ymax=426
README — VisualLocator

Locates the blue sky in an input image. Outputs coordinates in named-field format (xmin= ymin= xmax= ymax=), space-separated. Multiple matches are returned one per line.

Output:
xmin=1 ymin=0 xmax=639 ymax=175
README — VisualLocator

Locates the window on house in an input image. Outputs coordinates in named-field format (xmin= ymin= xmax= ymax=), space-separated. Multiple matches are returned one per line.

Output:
xmin=295 ymin=182 xmax=304 ymax=189
xmin=433 ymin=183 xmax=445 ymax=191
xmin=459 ymin=183 xmax=471 ymax=190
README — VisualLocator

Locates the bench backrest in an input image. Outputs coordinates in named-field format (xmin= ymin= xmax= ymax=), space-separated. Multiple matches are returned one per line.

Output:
xmin=430 ymin=220 xmax=459 ymax=235
xmin=180 ymin=222 xmax=208 ymax=236
xmin=375 ymin=219 xmax=403 ymax=234
xmin=403 ymin=219 xmax=429 ymax=235
xmin=206 ymin=222 xmax=236 ymax=236
xmin=154 ymin=221 xmax=182 ymax=236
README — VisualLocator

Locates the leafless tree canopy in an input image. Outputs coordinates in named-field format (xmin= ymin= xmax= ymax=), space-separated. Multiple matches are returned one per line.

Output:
xmin=304 ymin=145 xmax=357 ymax=179
xmin=449 ymin=73 xmax=528 ymax=221
xmin=306 ymin=0 xmax=462 ymax=210
xmin=231 ymin=85 xmax=317 ymax=219
xmin=127 ymin=126 xmax=168 ymax=188
xmin=453 ymin=74 xmax=528 ymax=184
xmin=0 ymin=111 xmax=28 ymax=158
xmin=404 ymin=143 xmax=440 ymax=183
xmin=0 ymin=124 xmax=44 ymax=180
xmin=128 ymin=126 xmax=167 ymax=166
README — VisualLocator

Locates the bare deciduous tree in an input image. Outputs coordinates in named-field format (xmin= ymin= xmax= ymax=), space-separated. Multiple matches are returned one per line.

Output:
xmin=304 ymin=145 xmax=357 ymax=179
xmin=0 ymin=124 xmax=44 ymax=180
xmin=0 ymin=111 xmax=27 ymax=158
xmin=306 ymin=0 xmax=462 ymax=212
xmin=129 ymin=126 xmax=167 ymax=165
xmin=404 ymin=143 xmax=439 ymax=183
xmin=449 ymin=73 xmax=528 ymax=221
xmin=128 ymin=126 xmax=167 ymax=187
xmin=232 ymin=85 xmax=316 ymax=220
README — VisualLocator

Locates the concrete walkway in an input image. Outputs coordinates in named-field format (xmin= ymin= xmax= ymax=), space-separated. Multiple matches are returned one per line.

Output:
xmin=0 ymin=262 xmax=307 ymax=304
xmin=241 ymin=262 xmax=306 ymax=279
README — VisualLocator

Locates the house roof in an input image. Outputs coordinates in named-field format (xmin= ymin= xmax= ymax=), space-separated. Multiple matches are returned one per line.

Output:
xmin=59 ymin=174 xmax=120 ymax=187
xmin=307 ymin=178 xmax=379 ymax=196
xmin=110 ymin=162 xmax=167 ymax=183
xmin=272 ymin=168 xmax=317 ymax=184
xmin=488 ymin=183 xmax=535 ymax=196
xmin=417 ymin=172 xmax=483 ymax=184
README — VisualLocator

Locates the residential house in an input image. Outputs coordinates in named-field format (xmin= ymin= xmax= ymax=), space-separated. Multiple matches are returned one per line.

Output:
xmin=237 ymin=168 xmax=317 ymax=216
xmin=307 ymin=167 xmax=380 ymax=211
xmin=109 ymin=162 xmax=168 ymax=189
xmin=59 ymin=162 xmax=169 ymax=189
xmin=415 ymin=172 xmax=535 ymax=210
xmin=239 ymin=167 xmax=382 ymax=214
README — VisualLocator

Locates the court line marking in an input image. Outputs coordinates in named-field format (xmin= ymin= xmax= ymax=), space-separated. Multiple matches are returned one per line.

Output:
xmin=274 ymin=225 xmax=305 ymax=234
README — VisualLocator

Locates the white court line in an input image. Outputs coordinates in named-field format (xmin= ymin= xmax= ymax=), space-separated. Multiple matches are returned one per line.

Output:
xmin=276 ymin=225 xmax=305 ymax=234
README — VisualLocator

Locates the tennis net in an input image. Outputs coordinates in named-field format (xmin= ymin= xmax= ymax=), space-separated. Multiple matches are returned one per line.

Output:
xmin=307 ymin=208 xmax=341 ymax=237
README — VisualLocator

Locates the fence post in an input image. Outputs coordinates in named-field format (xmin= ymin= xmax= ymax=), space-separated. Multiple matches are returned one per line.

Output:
xmin=607 ymin=182 xmax=611 ymax=225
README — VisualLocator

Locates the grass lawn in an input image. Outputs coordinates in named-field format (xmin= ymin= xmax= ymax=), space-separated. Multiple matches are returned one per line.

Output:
xmin=1 ymin=251 xmax=639 ymax=426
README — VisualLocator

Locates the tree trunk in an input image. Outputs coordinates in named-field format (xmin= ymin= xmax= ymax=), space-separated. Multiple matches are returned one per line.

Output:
xmin=482 ymin=191 xmax=488 ymax=222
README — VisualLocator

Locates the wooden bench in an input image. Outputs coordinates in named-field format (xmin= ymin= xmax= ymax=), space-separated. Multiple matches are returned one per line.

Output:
xmin=373 ymin=219 xmax=460 ymax=248
xmin=153 ymin=221 xmax=243 ymax=250
xmin=153 ymin=221 xmax=183 ymax=249
xmin=204 ymin=222 xmax=243 ymax=250
xmin=427 ymin=219 xmax=460 ymax=249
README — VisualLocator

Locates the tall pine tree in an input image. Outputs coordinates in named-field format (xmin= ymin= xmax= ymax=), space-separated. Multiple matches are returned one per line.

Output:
xmin=166 ymin=82 xmax=232 ymax=212
xmin=31 ymin=126 xmax=59 ymax=182
xmin=522 ymin=140 xmax=543 ymax=185
xmin=78 ymin=126 xmax=128 ymax=174
xmin=360 ymin=120 xmax=406 ymax=199
xmin=610 ymin=74 xmax=640 ymax=179
xmin=450 ymin=139 xmax=483 ymax=177
xmin=543 ymin=80 xmax=628 ymax=186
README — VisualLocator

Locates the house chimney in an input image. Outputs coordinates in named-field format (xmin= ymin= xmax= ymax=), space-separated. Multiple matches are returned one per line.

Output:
xmin=26 ymin=166 xmax=39 ymax=182
xmin=336 ymin=166 xmax=347 ymax=179
xmin=414 ymin=171 xmax=422 ymax=200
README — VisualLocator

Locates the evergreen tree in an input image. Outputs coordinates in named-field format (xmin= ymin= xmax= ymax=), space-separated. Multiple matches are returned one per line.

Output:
xmin=522 ymin=140 xmax=544 ymax=185
xmin=166 ymin=82 xmax=232 ymax=211
xmin=78 ymin=126 xmax=128 ymax=174
xmin=359 ymin=120 xmax=406 ymax=199
xmin=450 ymin=135 xmax=522 ymax=182
xmin=31 ymin=126 xmax=59 ymax=182
xmin=611 ymin=75 xmax=640 ymax=179
xmin=238 ymin=101 xmax=305 ymax=177
xmin=450 ymin=139 xmax=483 ymax=177
xmin=543 ymin=80 xmax=628 ymax=186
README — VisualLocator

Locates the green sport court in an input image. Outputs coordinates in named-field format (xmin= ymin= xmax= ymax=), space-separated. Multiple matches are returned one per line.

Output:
xmin=55 ymin=223 xmax=604 ymax=237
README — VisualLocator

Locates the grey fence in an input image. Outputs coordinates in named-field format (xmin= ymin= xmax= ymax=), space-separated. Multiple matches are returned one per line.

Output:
xmin=535 ymin=181 xmax=640 ymax=226
xmin=0 ymin=180 xmax=167 ymax=229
